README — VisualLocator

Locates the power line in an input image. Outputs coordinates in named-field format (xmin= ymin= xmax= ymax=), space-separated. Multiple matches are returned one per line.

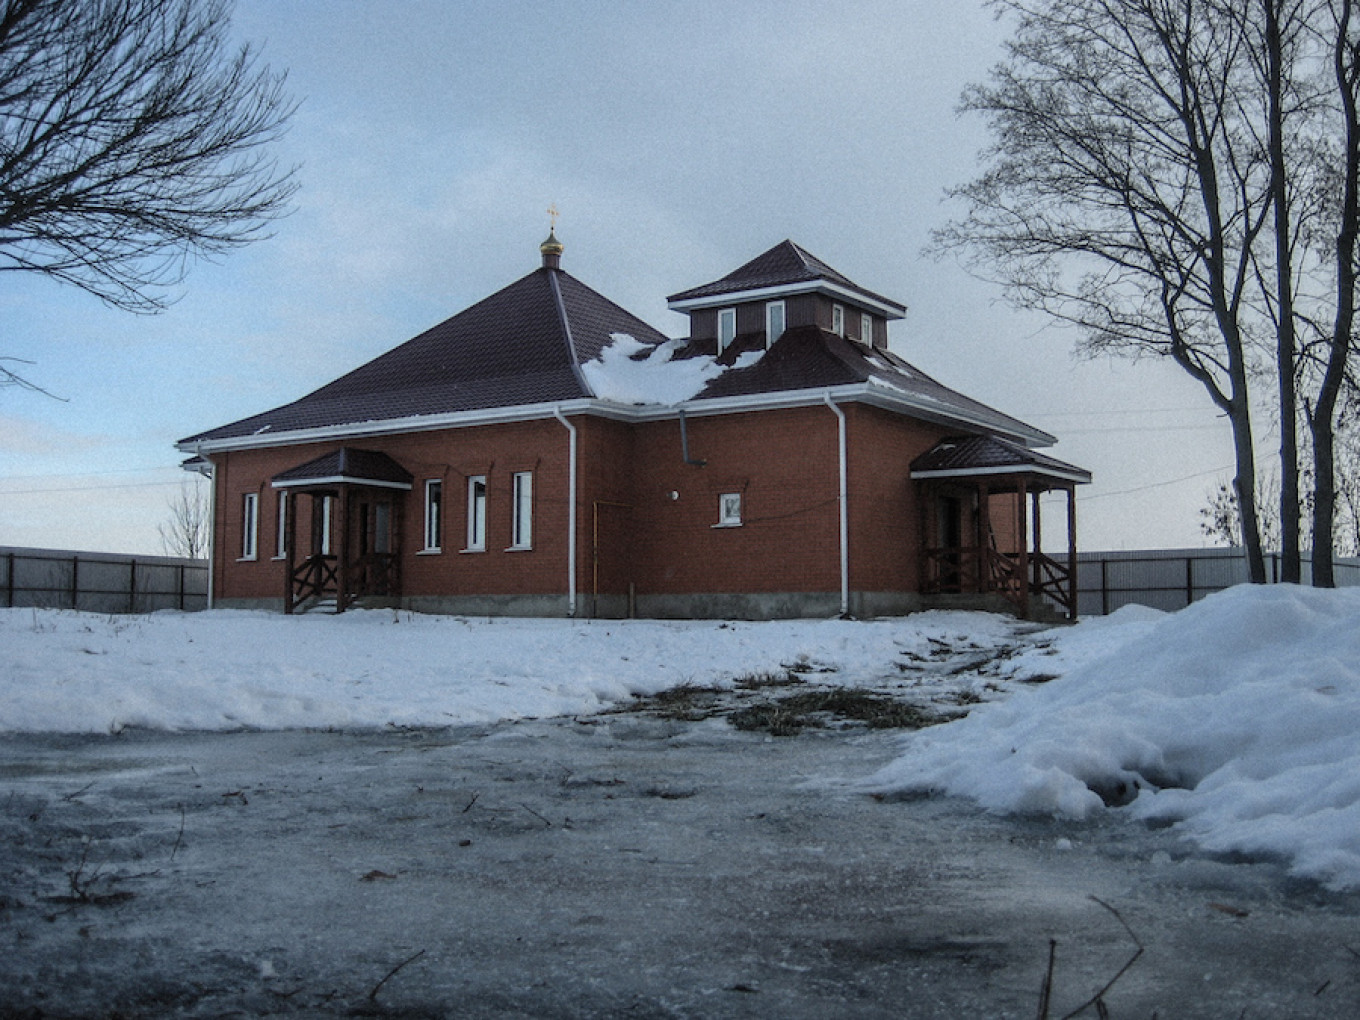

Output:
xmin=1079 ymin=464 xmax=1233 ymax=501
xmin=0 ymin=478 xmax=187 ymax=496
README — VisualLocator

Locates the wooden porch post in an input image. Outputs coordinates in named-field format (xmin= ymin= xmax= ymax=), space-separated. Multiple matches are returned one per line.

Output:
xmin=1017 ymin=478 xmax=1030 ymax=620
xmin=336 ymin=484 xmax=351 ymax=613
xmin=283 ymin=489 xmax=296 ymax=614
xmin=1067 ymin=485 xmax=1078 ymax=622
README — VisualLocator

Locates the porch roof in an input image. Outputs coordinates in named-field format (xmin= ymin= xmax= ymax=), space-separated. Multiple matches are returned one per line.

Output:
xmin=270 ymin=447 xmax=413 ymax=491
xmin=910 ymin=435 xmax=1091 ymax=486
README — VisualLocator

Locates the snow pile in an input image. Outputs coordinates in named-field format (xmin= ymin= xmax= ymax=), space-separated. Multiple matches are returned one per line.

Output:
xmin=0 ymin=608 xmax=1002 ymax=735
xmin=582 ymin=332 xmax=726 ymax=405
xmin=865 ymin=585 xmax=1360 ymax=889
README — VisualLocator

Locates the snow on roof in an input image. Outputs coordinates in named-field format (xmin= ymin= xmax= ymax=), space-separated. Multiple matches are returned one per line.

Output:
xmin=581 ymin=332 xmax=729 ymax=406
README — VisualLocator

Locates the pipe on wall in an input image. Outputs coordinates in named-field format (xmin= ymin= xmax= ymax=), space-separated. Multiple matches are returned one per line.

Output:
xmin=552 ymin=407 xmax=578 ymax=617
xmin=823 ymin=392 xmax=849 ymax=617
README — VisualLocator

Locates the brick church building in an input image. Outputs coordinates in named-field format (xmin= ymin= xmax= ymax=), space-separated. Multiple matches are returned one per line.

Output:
xmin=178 ymin=235 xmax=1089 ymax=619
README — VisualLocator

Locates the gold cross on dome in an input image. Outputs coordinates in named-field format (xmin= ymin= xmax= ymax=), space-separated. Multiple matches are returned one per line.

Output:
xmin=547 ymin=203 xmax=559 ymax=231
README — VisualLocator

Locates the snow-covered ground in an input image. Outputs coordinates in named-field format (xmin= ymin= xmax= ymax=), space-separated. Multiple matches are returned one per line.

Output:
xmin=4 ymin=584 xmax=1360 ymax=891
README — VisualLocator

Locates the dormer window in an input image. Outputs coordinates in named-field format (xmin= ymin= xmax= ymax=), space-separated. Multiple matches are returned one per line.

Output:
xmin=832 ymin=304 xmax=845 ymax=336
xmin=765 ymin=300 xmax=785 ymax=347
xmin=718 ymin=307 xmax=736 ymax=352
xmin=861 ymin=312 xmax=873 ymax=345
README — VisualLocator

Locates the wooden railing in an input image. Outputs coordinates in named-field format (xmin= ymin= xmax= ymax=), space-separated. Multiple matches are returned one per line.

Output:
xmin=347 ymin=553 xmax=399 ymax=599
xmin=289 ymin=552 xmax=399 ymax=612
xmin=922 ymin=546 xmax=1073 ymax=619
xmin=290 ymin=554 xmax=338 ymax=611
xmin=1030 ymin=552 xmax=1074 ymax=616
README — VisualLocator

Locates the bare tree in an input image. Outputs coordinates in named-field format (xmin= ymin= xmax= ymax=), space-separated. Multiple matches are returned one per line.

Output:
xmin=158 ymin=477 xmax=210 ymax=559
xmin=1199 ymin=472 xmax=1287 ymax=550
xmin=0 ymin=0 xmax=296 ymax=316
xmin=933 ymin=0 xmax=1273 ymax=582
xmin=1307 ymin=0 xmax=1360 ymax=583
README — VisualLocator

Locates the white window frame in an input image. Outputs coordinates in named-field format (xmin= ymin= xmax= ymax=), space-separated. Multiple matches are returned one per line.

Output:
xmin=465 ymin=475 xmax=487 ymax=552
xmin=510 ymin=471 xmax=533 ymax=550
xmin=423 ymin=479 xmax=443 ymax=552
xmin=273 ymin=491 xmax=287 ymax=560
xmin=718 ymin=307 xmax=737 ymax=352
xmin=832 ymin=303 xmax=845 ymax=337
xmin=716 ymin=492 xmax=742 ymax=528
xmin=765 ymin=300 xmax=785 ymax=347
xmin=240 ymin=492 xmax=259 ymax=561
xmin=861 ymin=311 xmax=873 ymax=345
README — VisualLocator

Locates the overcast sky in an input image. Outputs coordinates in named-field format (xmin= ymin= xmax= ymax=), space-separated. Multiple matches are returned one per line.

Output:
xmin=0 ymin=0 xmax=1239 ymax=557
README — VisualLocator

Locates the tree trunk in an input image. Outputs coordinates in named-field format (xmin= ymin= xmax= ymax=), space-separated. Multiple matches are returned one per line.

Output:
xmin=1267 ymin=0 xmax=1302 ymax=583
xmin=1315 ymin=0 xmax=1360 ymax=588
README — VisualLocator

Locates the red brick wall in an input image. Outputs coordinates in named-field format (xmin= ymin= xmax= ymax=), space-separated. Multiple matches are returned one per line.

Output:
xmin=209 ymin=418 xmax=575 ymax=604
xmin=208 ymin=404 xmax=957 ymax=609
xmin=844 ymin=405 xmax=953 ymax=593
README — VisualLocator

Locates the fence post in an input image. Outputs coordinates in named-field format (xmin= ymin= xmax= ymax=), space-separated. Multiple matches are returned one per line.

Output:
xmin=1185 ymin=556 xmax=1194 ymax=608
xmin=129 ymin=559 xmax=137 ymax=614
xmin=5 ymin=552 xmax=12 ymax=608
xmin=1100 ymin=558 xmax=1109 ymax=616
xmin=178 ymin=563 xmax=185 ymax=612
xmin=71 ymin=555 xmax=79 ymax=610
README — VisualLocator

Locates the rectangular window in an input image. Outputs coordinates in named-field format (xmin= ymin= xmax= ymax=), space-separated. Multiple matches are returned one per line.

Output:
xmin=832 ymin=304 xmax=845 ymax=336
xmin=718 ymin=492 xmax=742 ymax=527
xmin=511 ymin=471 xmax=533 ymax=549
xmin=274 ymin=491 xmax=288 ymax=559
xmin=765 ymin=300 xmax=785 ymax=347
xmin=718 ymin=307 xmax=736 ymax=352
xmin=466 ymin=475 xmax=487 ymax=551
xmin=316 ymin=495 xmax=334 ymax=556
xmin=241 ymin=492 xmax=258 ymax=561
xmin=423 ymin=479 xmax=442 ymax=551
xmin=861 ymin=312 xmax=873 ymax=345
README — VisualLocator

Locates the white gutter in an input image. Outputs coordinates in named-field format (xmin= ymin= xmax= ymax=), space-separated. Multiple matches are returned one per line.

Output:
xmin=911 ymin=464 xmax=1092 ymax=484
xmin=668 ymin=279 xmax=907 ymax=319
xmin=204 ymin=456 xmax=216 ymax=610
xmin=178 ymin=383 xmax=1054 ymax=456
xmin=552 ymin=407 xmax=578 ymax=617
xmin=823 ymin=392 xmax=849 ymax=617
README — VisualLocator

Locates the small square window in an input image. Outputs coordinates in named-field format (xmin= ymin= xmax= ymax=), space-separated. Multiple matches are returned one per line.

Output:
xmin=718 ymin=492 xmax=742 ymax=527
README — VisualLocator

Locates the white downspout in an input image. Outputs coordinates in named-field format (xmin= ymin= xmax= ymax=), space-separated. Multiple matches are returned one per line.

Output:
xmin=552 ymin=407 xmax=578 ymax=617
xmin=823 ymin=392 xmax=849 ymax=617
xmin=192 ymin=447 xmax=216 ymax=611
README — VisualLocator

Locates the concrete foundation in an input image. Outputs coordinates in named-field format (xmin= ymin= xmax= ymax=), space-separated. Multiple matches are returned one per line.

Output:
xmin=212 ymin=590 xmax=1039 ymax=622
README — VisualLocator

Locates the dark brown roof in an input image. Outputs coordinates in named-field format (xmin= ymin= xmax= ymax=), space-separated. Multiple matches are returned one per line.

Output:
xmin=690 ymin=325 xmax=1051 ymax=441
xmin=180 ymin=267 xmax=672 ymax=445
xmin=910 ymin=435 xmax=1090 ymax=483
xmin=272 ymin=448 xmax=414 ymax=489
xmin=667 ymin=240 xmax=906 ymax=315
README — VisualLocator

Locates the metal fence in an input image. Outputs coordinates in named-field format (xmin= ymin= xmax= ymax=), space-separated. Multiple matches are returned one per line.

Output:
xmin=1 ymin=546 xmax=209 ymax=614
xmin=1075 ymin=547 xmax=1360 ymax=617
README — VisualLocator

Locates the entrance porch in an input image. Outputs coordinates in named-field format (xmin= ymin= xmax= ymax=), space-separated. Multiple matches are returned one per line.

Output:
xmin=271 ymin=448 xmax=413 ymax=613
xmin=911 ymin=436 xmax=1091 ymax=621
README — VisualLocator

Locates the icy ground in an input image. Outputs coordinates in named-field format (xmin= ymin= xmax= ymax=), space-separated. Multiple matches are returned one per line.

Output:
xmin=2 ymin=588 xmax=1360 ymax=1015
